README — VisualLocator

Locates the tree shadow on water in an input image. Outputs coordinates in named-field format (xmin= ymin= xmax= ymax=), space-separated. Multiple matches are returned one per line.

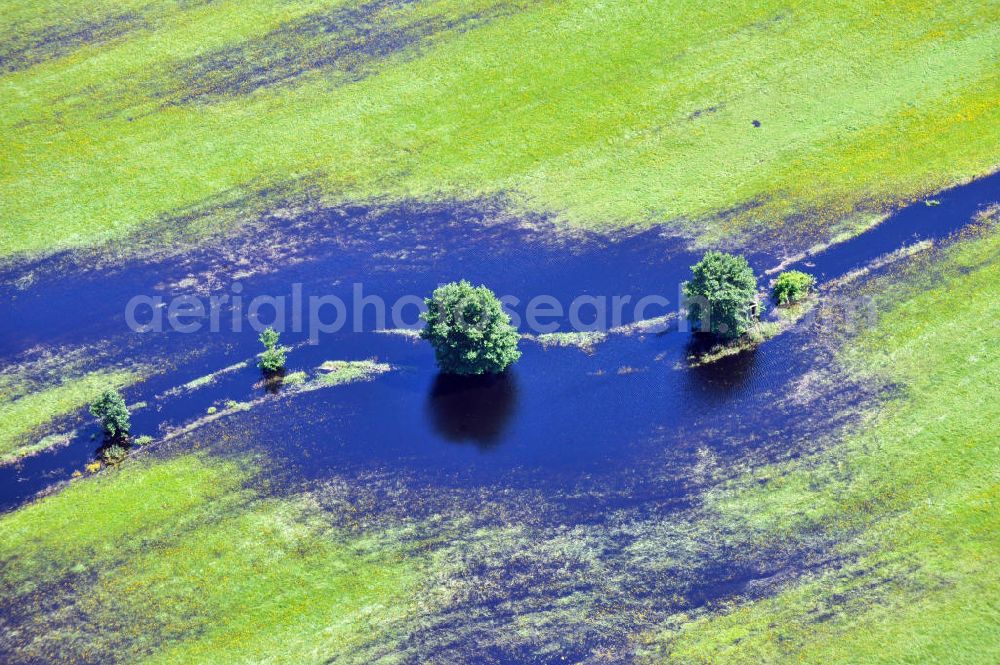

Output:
xmin=260 ymin=369 xmax=286 ymax=395
xmin=426 ymin=371 xmax=520 ymax=449
xmin=94 ymin=434 xmax=133 ymax=466
xmin=684 ymin=335 xmax=761 ymax=398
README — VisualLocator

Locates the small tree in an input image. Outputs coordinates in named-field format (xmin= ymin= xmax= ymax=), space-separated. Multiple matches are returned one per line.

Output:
xmin=771 ymin=270 xmax=816 ymax=305
xmin=420 ymin=281 xmax=521 ymax=375
xmin=683 ymin=251 xmax=758 ymax=339
xmin=257 ymin=326 xmax=287 ymax=372
xmin=259 ymin=327 xmax=280 ymax=349
xmin=90 ymin=389 xmax=131 ymax=439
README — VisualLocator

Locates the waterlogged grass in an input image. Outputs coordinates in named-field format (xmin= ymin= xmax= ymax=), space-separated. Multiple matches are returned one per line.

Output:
xmin=314 ymin=359 xmax=392 ymax=387
xmin=156 ymin=361 xmax=391 ymax=444
xmin=524 ymin=315 xmax=676 ymax=353
xmin=0 ymin=456 xmax=243 ymax=577
xmin=0 ymin=451 xmax=641 ymax=662
xmin=282 ymin=369 xmax=308 ymax=385
xmin=164 ymin=361 xmax=249 ymax=396
xmin=0 ymin=369 xmax=140 ymax=463
xmin=5 ymin=249 xmax=996 ymax=664
xmin=640 ymin=227 xmax=1000 ymax=662
xmin=683 ymin=300 xmax=814 ymax=367
xmin=530 ymin=330 xmax=608 ymax=353
xmin=1 ymin=0 xmax=998 ymax=256
xmin=0 ymin=453 xmax=428 ymax=663
xmin=7 ymin=431 xmax=76 ymax=464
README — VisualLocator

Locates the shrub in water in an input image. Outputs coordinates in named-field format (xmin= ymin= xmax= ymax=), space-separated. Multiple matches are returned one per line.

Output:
xmin=101 ymin=443 xmax=128 ymax=465
xmin=420 ymin=280 xmax=521 ymax=375
xmin=89 ymin=389 xmax=131 ymax=439
xmin=257 ymin=326 xmax=287 ymax=372
xmin=259 ymin=348 xmax=286 ymax=373
xmin=683 ymin=251 xmax=759 ymax=339
xmin=259 ymin=327 xmax=280 ymax=349
xmin=771 ymin=270 xmax=816 ymax=305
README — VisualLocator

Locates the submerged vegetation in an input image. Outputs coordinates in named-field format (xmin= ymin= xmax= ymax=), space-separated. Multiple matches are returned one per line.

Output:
xmin=0 ymin=454 xmax=430 ymax=664
xmin=161 ymin=361 xmax=249 ymax=397
xmin=530 ymin=330 xmax=608 ymax=353
xmin=313 ymin=359 xmax=392 ymax=387
xmin=157 ymin=360 xmax=392 ymax=444
xmin=0 ymin=211 xmax=997 ymax=663
xmin=5 ymin=224 xmax=995 ymax=662
xmin=644 ymin=225 xmax=1000 ymax=663
xmin=282 ymin=370 xmax=308 ymax=386
xmin=100 ymin=442 xmax=129 ymax=465
xmin=0 ymin=1 xmax=998 ymax=663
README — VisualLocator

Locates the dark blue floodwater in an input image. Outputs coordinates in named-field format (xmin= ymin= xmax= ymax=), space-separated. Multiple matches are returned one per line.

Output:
xmin=0 ymin=173 xmax=997 ymax=665
xmin=785 ymin=173 xmax=1000 ymax=279
xmin=0 ymin=172 xmax=997 ymax=516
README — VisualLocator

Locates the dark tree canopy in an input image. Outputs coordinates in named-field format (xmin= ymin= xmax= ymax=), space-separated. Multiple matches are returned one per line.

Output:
xmin=90 ymin=389 xmax=131 ymax=439
xmin=420 ymin=281 xmax=521 ymax=375
xmin=683 ymin=251 xmax=759 ymax=339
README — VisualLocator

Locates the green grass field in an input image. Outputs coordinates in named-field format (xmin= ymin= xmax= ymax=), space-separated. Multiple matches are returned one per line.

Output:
xmin=2 ymin=2 xmax=999 ymax=662
xmin=640 ymin=219 xmax=1000 ymax=663
xmin=2 ymin=0 xmax=998 ymax=257
xmin=0 ymin=454 xmax=430 ymax=664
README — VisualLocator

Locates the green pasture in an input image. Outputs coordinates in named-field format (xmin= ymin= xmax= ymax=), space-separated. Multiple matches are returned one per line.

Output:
xmin=642 ymin=218 xmax=1000 ymax=662
xmin=0 ymin=454 xmax=429 ymax=664
xmin=2 ymin=0 xmax=997 ymax=256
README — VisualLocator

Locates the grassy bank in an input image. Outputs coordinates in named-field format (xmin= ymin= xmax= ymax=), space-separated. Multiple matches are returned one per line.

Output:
xmin=0 ymin=369 xmax=141 ymax=463
xmin=2 ymin=0 xmax=998 ymax=256
xmin=640 ymin=223 xmax=1000 ymax=661
xmin=0 ymin=453 xmax=429 ymax=663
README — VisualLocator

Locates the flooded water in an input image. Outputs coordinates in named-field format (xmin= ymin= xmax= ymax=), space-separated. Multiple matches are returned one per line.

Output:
xmin=0 ymin=175 xmax=997 ymax=661
xmin=1 ymin=173 xmax=998 ymax=516
xmin=786 ymin=173 xmax=1000 ymax=279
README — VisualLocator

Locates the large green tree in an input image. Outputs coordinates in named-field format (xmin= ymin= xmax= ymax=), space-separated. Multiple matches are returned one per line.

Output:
xmin=684 ymin=251 xmax=759 ymax=339
xmin=421 ymin=281 xmax=521 ymax=375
